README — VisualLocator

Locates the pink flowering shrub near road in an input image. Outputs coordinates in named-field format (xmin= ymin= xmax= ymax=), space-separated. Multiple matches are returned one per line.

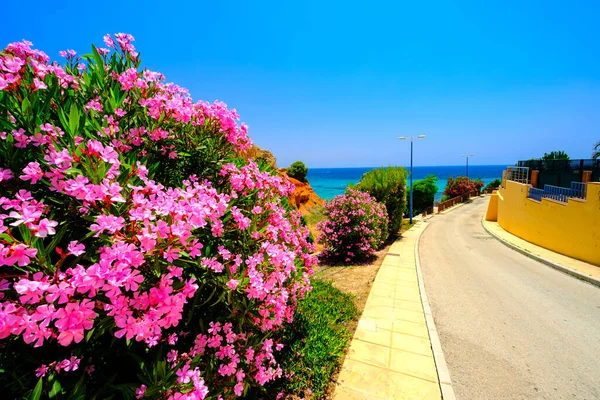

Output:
xmin=316 ymin=189 xmax=388 ymax=262
xmin=0 ymin=34 xmax=315 ymax=399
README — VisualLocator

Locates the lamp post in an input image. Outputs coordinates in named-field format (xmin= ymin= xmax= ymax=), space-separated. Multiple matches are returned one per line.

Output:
xmin=398 ymin=135 xmax=426 ymax=224
xmin=461 ymin=154 xmax=475 ymax=178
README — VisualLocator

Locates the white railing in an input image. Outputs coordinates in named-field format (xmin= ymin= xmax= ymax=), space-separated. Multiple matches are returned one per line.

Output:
xmin=504 ymin=166 xmax=529 ymax=184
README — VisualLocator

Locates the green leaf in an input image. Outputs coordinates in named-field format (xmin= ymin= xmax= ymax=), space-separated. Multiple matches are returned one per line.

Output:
xmin=29 ymin=377 xmax=43 ymax=400
xmin=69 ymin=104 xmax=80 ymax=135
xmin=21 ymin=96 xmax=31 ymax=118
xmin=49 ymin=379 xmax=62 ymax=398
xmin=91 ymin=45 xmax=105 ymax=80
xmin=85 ymin=327 xmax=96 ymax=342
xmin=57 ymin=107 xmax=69 ymax=133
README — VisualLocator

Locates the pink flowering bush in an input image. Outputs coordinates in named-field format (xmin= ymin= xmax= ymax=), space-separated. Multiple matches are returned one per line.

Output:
xmin=443 ymin=176 xmax=484 ymax=199
xmin=0 ymin=35 xmax=315 ymax=399
xmin=316 ymin=189 xmax=388 ymax=262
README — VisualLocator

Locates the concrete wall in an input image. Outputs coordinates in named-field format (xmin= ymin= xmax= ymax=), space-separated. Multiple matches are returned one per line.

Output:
xmin=491 ymin=180 xmax=600 ymax=265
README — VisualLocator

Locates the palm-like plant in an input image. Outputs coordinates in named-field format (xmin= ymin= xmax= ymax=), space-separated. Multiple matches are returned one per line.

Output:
xmin=593 ymin=141 xmax=600 ymax=160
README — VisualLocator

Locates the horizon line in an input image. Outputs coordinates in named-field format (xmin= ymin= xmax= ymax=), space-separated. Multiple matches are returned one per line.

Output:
xmin=306 ymin=164 xmax=512 ymax=169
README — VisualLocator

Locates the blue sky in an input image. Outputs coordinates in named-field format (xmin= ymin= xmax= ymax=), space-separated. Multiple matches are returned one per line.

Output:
xmin=2 ymin=0 xmax=599 ymax=168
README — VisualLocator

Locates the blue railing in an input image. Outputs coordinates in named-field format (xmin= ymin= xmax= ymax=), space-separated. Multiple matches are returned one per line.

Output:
xmin=529 ymin=183 xmax=588 ymax=203
xmin=570 ymin=182 xmax=587 ymax=199
xmin=527 ymin=188 xmax=544 ymax=202
xmin=543 ymin=184 xmax=572 ymax=203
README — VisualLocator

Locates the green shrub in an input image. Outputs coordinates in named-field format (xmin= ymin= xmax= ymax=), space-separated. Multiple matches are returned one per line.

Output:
xmin=484 ymin=178 xmax=501 ymax=191
xmin=288 ymin=161 xmax=309 ymax=182
xmin=273 ymin=279 xmax=358 ymax=398
xmin=409 ymin=175 xmax=438 ymax=215
xmin=353 ymin=166 xmax=407 ymax=236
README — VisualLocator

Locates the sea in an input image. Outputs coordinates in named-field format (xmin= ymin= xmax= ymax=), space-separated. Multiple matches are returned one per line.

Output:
xmin=306 ymin=165 xmax=506 ymax=202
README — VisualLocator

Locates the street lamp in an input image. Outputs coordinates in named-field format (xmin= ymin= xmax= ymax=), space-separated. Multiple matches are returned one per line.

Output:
xmin=461 ymin=154 xmax=475 ymax=178
xmin=399 ymin=135 xmax=426 ymax=224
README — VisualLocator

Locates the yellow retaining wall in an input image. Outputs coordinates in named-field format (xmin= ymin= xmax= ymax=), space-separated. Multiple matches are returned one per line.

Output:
xmin=495 ymin=180 xmax=600 ymax=265
xmin=485 ymin=191 xmax=499 ymax=221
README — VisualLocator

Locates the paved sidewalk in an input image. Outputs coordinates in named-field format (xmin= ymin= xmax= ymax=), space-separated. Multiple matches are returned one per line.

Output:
xmin=482 ymin=219 xmax=600 ymax=285
xmin=333 ymin=222 xmax=444 ymax=399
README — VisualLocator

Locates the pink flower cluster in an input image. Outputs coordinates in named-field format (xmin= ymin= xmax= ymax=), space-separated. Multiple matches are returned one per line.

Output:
xmin=317 ymin=189 xmax=388 ymax=261
xmin=0 ymin=34 xmax=315 ymax=398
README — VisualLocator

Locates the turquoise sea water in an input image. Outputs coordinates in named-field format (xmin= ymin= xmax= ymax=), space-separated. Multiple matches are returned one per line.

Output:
xmin=306 ymin=165 xmax=506 ymax=202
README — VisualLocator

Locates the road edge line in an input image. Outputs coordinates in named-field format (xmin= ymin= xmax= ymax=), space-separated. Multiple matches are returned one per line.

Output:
xmin=481 ymin=217 xmax=600 ymax=288
xmin=414 ymin=221 xmax=457 ymax=400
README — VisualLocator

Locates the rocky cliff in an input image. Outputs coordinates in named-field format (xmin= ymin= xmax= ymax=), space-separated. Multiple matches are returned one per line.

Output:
xmin=281 ymin=171 xmax=324 ymax=215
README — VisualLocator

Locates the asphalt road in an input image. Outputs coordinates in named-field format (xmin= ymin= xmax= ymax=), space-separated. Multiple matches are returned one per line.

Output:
xmin=419 ymin=197 xmax=600 ymax=400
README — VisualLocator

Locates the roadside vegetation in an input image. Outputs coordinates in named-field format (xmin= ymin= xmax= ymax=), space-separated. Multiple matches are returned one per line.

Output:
xmin=441 ymin=176 xmax=484 ymax=201
xmin=352 ymin=166 xmax=407 ymax=236
xmin=0 ymin=35 xmax=317 ymax=399
xmin=317 ymin=189 xmax=388 ymax=263
xmin=409 ymin=174 xmax=438 ymax=215
xmin=271 ymin=279 xmax=358 ymax=399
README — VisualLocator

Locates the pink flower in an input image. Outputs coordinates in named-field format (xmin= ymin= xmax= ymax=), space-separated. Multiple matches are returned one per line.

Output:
xmin=9 ymin=205 xmax=42 ymax=227
xmin=85 ymin=97 xmax=103 ymax=113
xmin=54 ymin=300 xmax=96 ymax=346
xmin=226 ymin=279 xmax=239 ymax=291
xmin=20 ymin=162 xmax=43 ymax=184
xmin=103 ymin=34 xmax=115 ymax=49
xmin=0 ymin=168 xmax=13 ymax=182
xmin=135 ymin=384 xmax=146 ymax=399
xmin=167 ymin=349 xmax=178 ymax=362
xmin=35 ymin=218 xmax=58 ymax=238
xmin=67 ymin=241 xmax=85 ymax=256
xmin=2 ymin=244 xmax=37 ymax=267
xmin=33 ymin=78 xmax=47 ymax=91
xmin=35 ymin=364 xmax=48 ymax=377
xmin=90 ymin=214 xmax=125 ymax=236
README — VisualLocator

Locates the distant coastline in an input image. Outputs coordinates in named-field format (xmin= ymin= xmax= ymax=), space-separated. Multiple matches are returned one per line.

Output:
xmin=306 ymin=165 xmax=507 ymax=201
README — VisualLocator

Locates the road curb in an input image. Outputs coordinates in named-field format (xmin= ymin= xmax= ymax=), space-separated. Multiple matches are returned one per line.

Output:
xmin=481 ymin=217 xmax=600 ymax=289
xmin=415 ymin=221 xmax=457 ymax=400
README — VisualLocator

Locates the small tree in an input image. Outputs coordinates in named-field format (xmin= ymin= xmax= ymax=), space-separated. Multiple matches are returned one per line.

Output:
xmin=592 ymin=141 xmax=600 ymax=160
xmin=542 ymin=151 xmax=570 ymax=160
xmin=484 ymin=178 xmax=502 ymax=191
xmin=287 ymin=161 xmax=308 ymax=182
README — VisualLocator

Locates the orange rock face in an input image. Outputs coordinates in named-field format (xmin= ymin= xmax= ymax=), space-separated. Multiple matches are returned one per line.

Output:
xmin=280 ymin=171 xmax=324 ymax=215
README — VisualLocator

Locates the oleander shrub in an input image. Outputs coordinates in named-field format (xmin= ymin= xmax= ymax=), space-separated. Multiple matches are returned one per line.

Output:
xmin=0 ymin=35 xmax=316 ymax=399
xmin=410 ymin=175 xmax=438 ymax=215
xmin=443 ymin=176 xmax=484 ymax=198
xmin=316 ymin=189 xmax=388 ymax=262
xmin=353 ymin=166 xmax=406 ymax=236
xmin=287 ymin=161 xmax=308 ymax=182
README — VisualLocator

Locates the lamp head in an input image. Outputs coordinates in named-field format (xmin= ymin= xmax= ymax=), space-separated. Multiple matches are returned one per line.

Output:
xmin=417 ymin=135 xmax=426 ymax=139
xmin=398 ymin=136 xmax=406 ymax=140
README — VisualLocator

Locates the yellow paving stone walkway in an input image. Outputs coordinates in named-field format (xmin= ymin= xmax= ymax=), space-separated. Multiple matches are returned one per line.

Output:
xmin=333 ymin=222 xmax=442 ymax=400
